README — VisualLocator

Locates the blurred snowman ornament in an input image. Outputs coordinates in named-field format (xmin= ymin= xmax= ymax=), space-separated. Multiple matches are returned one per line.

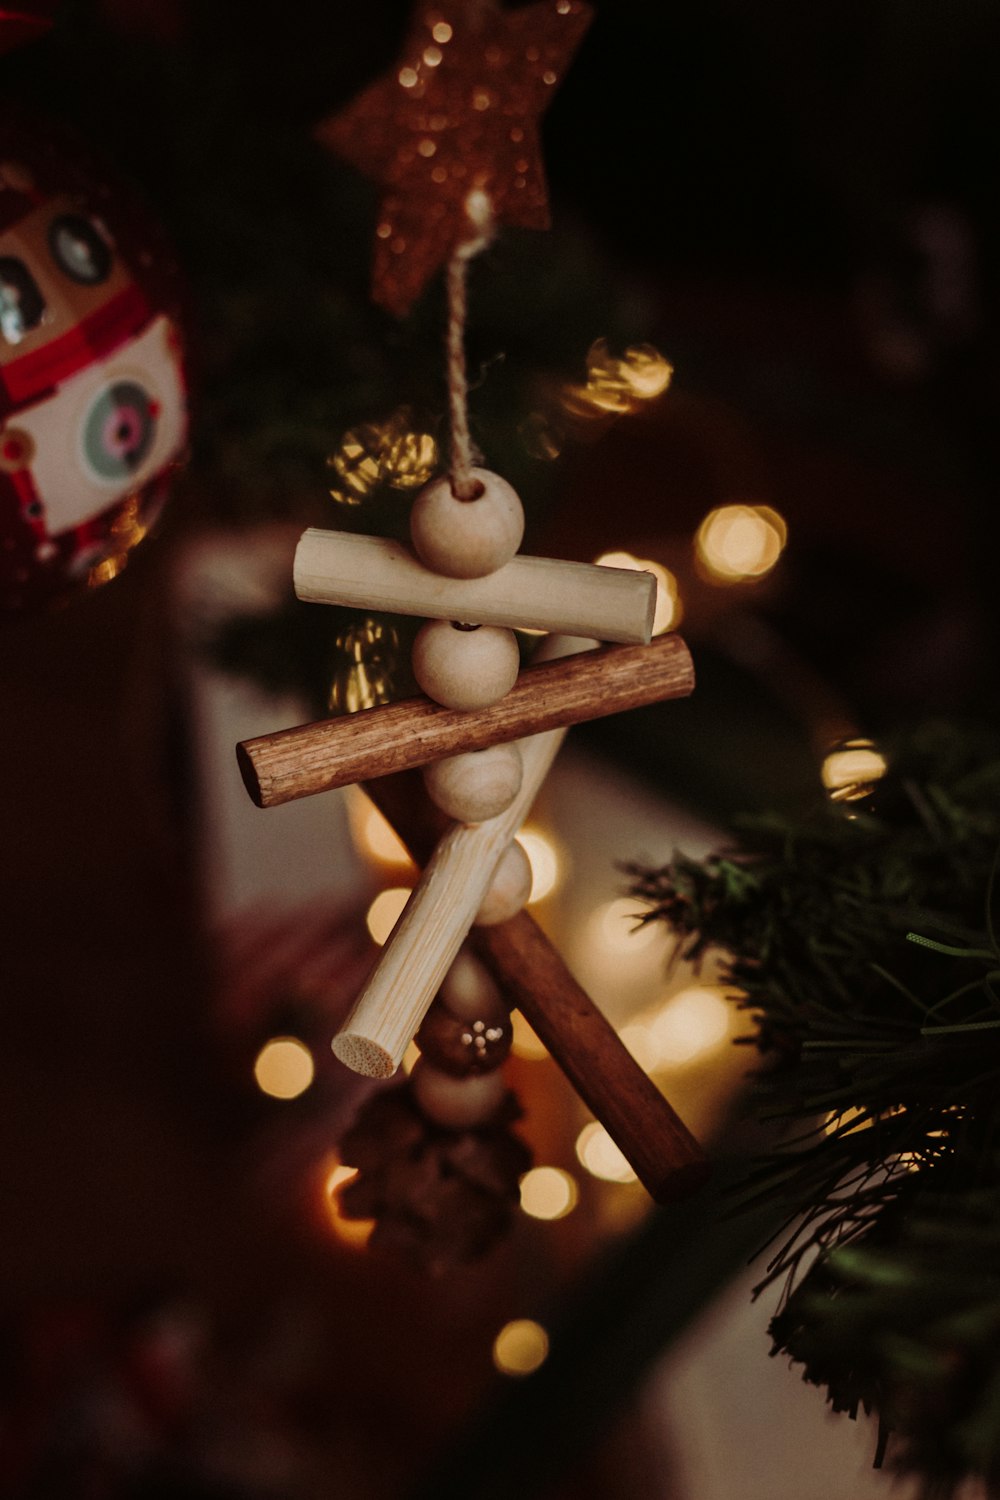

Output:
xmin=0 ymin=112 xmax=188 ymax=618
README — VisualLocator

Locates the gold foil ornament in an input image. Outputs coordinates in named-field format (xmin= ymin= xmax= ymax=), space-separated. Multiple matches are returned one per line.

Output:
xmin=560 ymin=339 xmax=674 ymax=421
xmin=327 ymin=409 xmax=439 ymax=507
xmin=317 ymin=0 xmax=594 ymax=316
xmin=329 ymin=616 xmax=401 ymax=714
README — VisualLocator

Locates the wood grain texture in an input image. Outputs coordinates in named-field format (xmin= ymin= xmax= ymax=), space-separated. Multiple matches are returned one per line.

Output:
xmin=362 ymin=773 xmax=708 ymax=1205
xmin=331 ymin=723 xmax=568 ymax=1078
xmin=237 ymin=634 xmax=695 ymax=808
xmin=293 ymin=529 xmax=656 ymax=642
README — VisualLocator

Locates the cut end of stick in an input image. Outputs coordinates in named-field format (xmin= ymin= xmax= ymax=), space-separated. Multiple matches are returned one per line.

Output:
xmin=332 ymin=1032 xmax=397 ymax=1079
xmin=648 ymin=1155 xmax=712 ymax=1206
xmin=235 ymin=742 xmax=265 ymax=808
xmin=637 ymin=570 xmax=657 ymax=644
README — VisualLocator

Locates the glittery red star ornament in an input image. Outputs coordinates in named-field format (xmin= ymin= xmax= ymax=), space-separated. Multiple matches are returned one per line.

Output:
xmin=0 ymin=3 xmax=57 ymax=56
xmin=318 ymin=0 xmax=593 ymax=317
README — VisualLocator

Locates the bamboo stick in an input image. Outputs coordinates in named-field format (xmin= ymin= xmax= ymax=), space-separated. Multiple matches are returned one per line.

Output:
xmin=366 ymin=773 xmax=709 ymax=1205
xmin=293 ymin=529 xmax=656 ymax=643
xmin=237 ymin=634 xmax=695 ymax=809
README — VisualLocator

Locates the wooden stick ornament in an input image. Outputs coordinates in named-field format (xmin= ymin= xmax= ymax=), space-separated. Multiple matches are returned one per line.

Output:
xmin=293 ymin=530 xmax=656 ymax=643
xmin=236 ymin=0 xmax=708 ymax=1225
xmin=238 ymin=634 xmax=695 ymax=808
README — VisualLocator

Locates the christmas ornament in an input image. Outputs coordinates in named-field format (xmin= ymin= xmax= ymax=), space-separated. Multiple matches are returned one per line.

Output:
xmin=0 ymin=115 xmax=187 ymax=618
xmin=240 ymin=0 xmax=705 ymax=1263
xmin=328 ymin=615 xmax=400 ymax=713
xmin=0 ymin=3 xmax=56 ymax=57
xmin=335 ymin=1082 xmax=530 ymax=1271
xmin=317 ymin=0 xmax=594 ymax=317
xmin=326 ymin=406 xmax=438 ymax=507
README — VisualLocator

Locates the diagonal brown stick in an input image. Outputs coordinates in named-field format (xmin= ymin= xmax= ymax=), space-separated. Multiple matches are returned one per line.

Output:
xmin=365 ymin=772 xmax=709 ymax=1205
xmin=238 ymin=634 xmax=694 ymax=809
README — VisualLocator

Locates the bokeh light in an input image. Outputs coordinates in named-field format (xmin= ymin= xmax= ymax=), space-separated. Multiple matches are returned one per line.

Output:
xmin=347 ymin=789 xmax=413 ymax=869
xmin=510 ymin=1011 xmax=549 ymax=1060
xmin=253 ymin=1037 xmax=315 ymax=1099
xmin=695 ymin=504 xmax=787 ymax=583
xmin=595 ymin=551 xmax=682 ymax=633
xmin=322 ymin=1160 xmax=374 ymax=1250
xmin=575 ymin=1121 xmax=638 ymax=1183
xmin=519 ymin=1166 xmax=578 ymax=1221
xmin=516 ymin=827 xmax=564 ymax=904
xmin=646 ymin=987 xmax=732 ymax=1067
xmin=493 ymin=1319 xmax=550 ymax=1376
xmin=821 ymin=739 xmax=888 ymax=802
xmin=585 ymin=897 xmax=661 ymax=957
xmin=365 ymin=886 xmax=412 ymax=945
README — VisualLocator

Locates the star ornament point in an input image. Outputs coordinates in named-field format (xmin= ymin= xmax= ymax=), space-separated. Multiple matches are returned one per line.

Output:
xmin=318 ymin=0 xmax=594 ymax=316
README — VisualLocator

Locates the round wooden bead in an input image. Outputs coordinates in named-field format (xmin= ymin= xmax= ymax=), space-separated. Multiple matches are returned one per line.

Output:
xmin=411 ymin=1058 xmax=508 ymax=1128
xmin=438 ymin=948 xmax=506 ymax=1023
xmin=423 ymin=743 xmax=523 ymax=823
xmin=409 ymin=468 xmax=525 ymax=579
xmin=474 ymin=840 xmax=532 ymax=927
xmin=412 ymin=620 xmax=520 ymax=710
xmin=416 ymin=998 xmax=512 ymax=1077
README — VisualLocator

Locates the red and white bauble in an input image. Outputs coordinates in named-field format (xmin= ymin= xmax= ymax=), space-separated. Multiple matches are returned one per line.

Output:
xmin=0 ymin=116 xmax=188 ymax=618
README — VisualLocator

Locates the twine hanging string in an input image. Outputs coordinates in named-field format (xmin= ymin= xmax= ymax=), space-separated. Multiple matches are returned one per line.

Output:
xmin=446 ymin=188 xmax=495 ymax=500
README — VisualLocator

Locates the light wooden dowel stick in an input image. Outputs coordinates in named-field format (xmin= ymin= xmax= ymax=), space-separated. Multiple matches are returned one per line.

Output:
xmin=237 ymin=634 xmax=695 ymax=809
xmin=365 ymin=772 xmax=709 ymax=1205
xmin=294 ymin=529 xmax=655 ymax=644
xmin=333 ymin=633 xmax=588 ymax=1077
xmin=332 ymin=719 xmax=568 ymax=1078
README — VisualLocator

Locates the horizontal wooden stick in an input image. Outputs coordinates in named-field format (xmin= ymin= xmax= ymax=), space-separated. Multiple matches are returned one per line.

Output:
xmin=294 ymin=529 xmax=655 ymax=643
xmin=237 ymin=634 xmax=694 ymax=809
xmin=365 ymin=772 xmax=708 ymax=1205
xmin=332 ymin=721 xmax=567 ymax=1079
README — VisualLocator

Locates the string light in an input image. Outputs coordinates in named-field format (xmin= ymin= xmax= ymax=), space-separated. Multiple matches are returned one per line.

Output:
xmin=516 ymin=827 xmax=564 ymax=904
xmin=821 ymin=739 xmax=887 ymax=802
xmin=585 ymin=897 xmax=661 ymax=957
xmin=365 ymin=886 xmax=412 ymax=945
xmin=575 ymin=1121 xmax=638 ymax=1183
xmin=645 ymin=986 xmax=731 ymax=1067
xmin=695 ymin=504 xmax=787 ymax=583
xmin=493 ymin=1319 xmax=550 ymax=1376
xmin=618 ymin=1021 xmax=660 ymax=1072
xmin=518 ymin=1166 xmax=578 ymax=1220
xmin=253 ymin=1037 xmax=315 ymax=1099
xmin=322 ymin=1159 xmax=374 ymax=1250
xmin=522 ymin=340 xmax=673 ymax=459
xmin=346 ymin=788 xmax=414 ymax=869
xmin=561 ymin=339 xmax=673 ymax=419
xmin=510 ymin=1011 xmax=549 ymax=1060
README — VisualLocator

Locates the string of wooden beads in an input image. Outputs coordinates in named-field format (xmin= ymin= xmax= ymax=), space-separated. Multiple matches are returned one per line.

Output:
xmin=411 ymin=950 xmax=512 ymax=1128
xmin=406 ymin=468 xmax=531 ymax=1130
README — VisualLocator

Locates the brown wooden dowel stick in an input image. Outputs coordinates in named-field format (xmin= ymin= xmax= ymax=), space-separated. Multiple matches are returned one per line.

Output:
xmin=294 ymin=529 xmax=656 ymax=643
xmin=363 ymin=772 xmax=709 ymax=1206
xmin=238 ymin=634 xmax=695 ymax=809
xmin=474 ymin=916 xmax=709 ymax=1204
